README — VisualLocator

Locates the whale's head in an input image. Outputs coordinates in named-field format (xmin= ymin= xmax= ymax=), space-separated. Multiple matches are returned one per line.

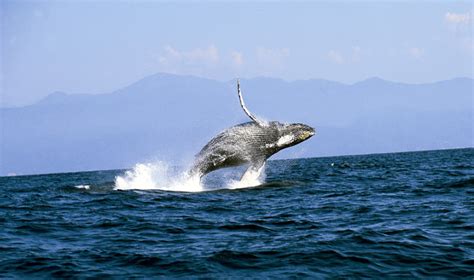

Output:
xmin=269 ymin=122 xmax=315 ymax=150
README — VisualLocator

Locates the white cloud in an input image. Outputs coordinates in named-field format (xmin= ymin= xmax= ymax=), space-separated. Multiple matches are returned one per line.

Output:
xmin=445 ymin=12 xmax=471 ymax=24
xmin=151 ymin=45 xmax=249 ymax=78
xmin=327 ymin=50 xmax=344 ymax=64
xmin=231 ymin=51 xmax=244 ymax=67
xmin=152 ymin=45 xmax=221 ymax=76
xmin=151 ymin=45 xmax=295 ymax=78
xmin=252 ymin=47 xmax=290 ymax=76
xmin=408 ymin=47 xmax=425 ymax=59
xmin=352 ymin=46 xmax=362 ymax=62
xmin=327 ymin=47 xmax=363 ymax=64
xmin=158 ymin=45 xmax=219 ymax=67
xmin=444 ymin=11 xmax=473 ymax=55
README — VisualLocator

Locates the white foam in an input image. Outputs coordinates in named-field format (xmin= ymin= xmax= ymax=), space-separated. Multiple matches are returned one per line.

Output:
xmin=74 ymin=184 xmax=90 ymax=190
xmin=228 ymin=163 xmax=265 ymax=189
xmin=114 ymin=161 xmax=265 ymax=192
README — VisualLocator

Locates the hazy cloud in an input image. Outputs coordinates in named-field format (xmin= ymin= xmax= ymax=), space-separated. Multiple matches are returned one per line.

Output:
xmin=157 ymin=45 xmax=219 ymax=69
xmin=231 ymin=51 xmax=244 ymax=67
xmin=153 ymin=45 xmax=220 ymax=76
xmin=444 ymin=11 xmax=473 ymax=54
xmin=327 ymin=50 xmax=344 ymax=64
xmin=327 ymin=47 xmax=363 ymax=64
xmin=408 ymin=47 xmax=425 ymax=59
xmin=445 ymin=11 xmax=472 ymax=34
xmin=152 ymin=45 xmax=250 ymax=78
xmin=445 ymin=12 xmax=471 ymax=24
xmin=256 ymin=47 xmax=290 ymax=68
xmin=351 ymin=46 xmax=362 ymax=62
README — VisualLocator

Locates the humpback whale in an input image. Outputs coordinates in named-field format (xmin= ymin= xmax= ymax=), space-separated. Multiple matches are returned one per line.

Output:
xmin=190 ymin=80 xmax=315 ymax=179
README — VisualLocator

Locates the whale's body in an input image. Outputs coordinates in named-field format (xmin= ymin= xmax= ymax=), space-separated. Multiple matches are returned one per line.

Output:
xmin=190 ymin=81 xmax=315 ymax=179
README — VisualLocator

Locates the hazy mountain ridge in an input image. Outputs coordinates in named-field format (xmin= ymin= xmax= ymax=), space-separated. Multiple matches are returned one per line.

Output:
xmin=1 ymin=73 xmax=472 ymax=175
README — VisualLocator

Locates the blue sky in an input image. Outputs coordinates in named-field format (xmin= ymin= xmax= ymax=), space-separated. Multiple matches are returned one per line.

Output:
xmin=1 ymin=1 xmax=472 ymax=107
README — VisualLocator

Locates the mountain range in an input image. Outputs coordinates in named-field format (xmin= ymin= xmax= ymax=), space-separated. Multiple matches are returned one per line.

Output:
xmin=1 ymin=73 xmax=472 ymax=176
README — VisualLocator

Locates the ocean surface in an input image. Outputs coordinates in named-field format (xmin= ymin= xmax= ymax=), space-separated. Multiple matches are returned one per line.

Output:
xmin=1 ymin=148 xmax=473 ymax=278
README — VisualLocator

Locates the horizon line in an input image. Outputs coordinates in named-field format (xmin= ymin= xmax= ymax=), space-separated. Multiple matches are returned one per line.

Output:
xmin=2 ymin=147 xmax=473 ymax=178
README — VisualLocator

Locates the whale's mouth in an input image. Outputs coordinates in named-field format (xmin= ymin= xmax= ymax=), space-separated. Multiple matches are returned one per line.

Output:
xmin=299 ymin=128 xmax=315 ymax=141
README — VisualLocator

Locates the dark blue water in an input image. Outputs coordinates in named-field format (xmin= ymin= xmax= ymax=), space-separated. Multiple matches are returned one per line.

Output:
xmin=1 ymin=148 xmax=473 ymax=278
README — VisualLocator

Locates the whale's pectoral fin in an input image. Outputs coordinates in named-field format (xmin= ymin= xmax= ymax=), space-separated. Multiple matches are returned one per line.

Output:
xmin=240 ymin=160 xmax=266 ymax=182
xmin=237 ymin=79 xmax=265 ymax=126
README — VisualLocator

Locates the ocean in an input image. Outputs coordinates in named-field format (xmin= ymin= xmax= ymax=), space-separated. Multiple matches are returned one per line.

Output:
xmin=0 ymin=148 xmax=473 ymax=278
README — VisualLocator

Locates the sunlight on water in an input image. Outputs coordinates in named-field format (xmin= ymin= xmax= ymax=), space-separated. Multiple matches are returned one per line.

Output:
xmin=113 ymin=161 xmax=265 ymax=192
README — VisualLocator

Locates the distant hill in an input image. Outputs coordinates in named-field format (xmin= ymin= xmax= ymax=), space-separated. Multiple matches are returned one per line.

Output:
xmin=1 ymin=73 xmax=472 ymax=176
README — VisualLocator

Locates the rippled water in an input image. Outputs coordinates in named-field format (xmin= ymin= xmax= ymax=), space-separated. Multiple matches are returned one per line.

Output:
xmin=1 ymin=148 xmax=473 ymax=278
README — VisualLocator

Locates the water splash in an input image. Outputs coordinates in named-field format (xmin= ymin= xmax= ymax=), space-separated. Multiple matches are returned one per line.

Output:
xmin=113 ymin=161 xmax=265 ymax=192
xmin=114 ymin=162 xmax=202 ymax=192
xmin=74 ymin=185 xmax=90 ymax=190
xmin=228 ymin=163 xmax=266 ymax=189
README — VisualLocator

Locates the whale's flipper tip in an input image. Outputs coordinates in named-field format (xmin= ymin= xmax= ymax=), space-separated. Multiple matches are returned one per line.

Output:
xmin=236 ymin=79 xmax=265 ymax=127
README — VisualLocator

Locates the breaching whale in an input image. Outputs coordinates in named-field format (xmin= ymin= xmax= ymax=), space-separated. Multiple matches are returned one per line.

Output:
xmin=190 ymin=80 xmax=315 ymax=180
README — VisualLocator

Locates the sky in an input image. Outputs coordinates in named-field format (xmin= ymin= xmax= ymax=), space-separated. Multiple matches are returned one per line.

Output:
xmin=1 ymin=1 xmax=473 ymax=107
